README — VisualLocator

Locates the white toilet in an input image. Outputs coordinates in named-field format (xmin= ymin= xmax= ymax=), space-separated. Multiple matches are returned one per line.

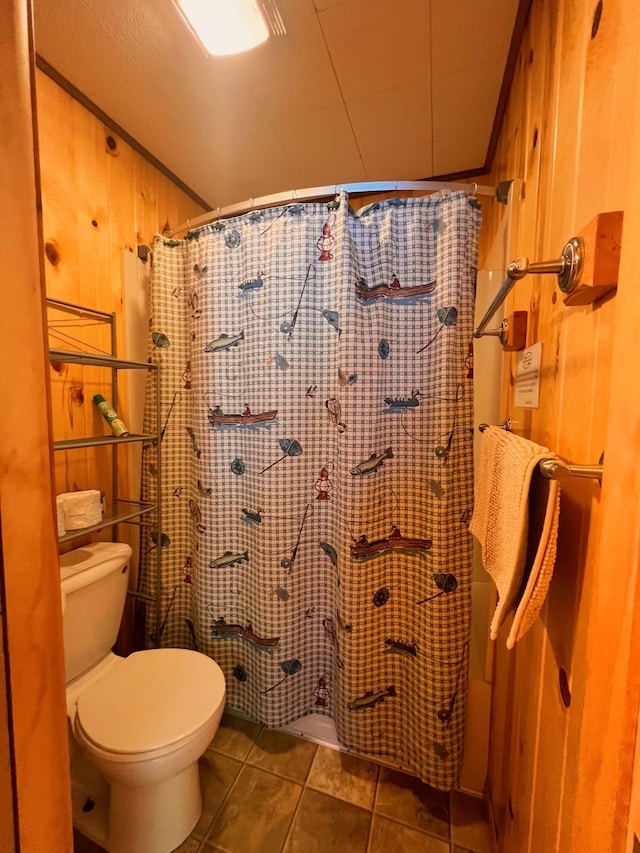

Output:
xmin=60 ymin=541 xmax=226 ymax=853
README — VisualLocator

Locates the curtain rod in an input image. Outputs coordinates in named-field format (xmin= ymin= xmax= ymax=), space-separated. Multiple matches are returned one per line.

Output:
xmin=166 ymin=179 xmax=499 ymax=237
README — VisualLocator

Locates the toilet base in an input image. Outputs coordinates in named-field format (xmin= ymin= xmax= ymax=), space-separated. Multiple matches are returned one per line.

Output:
xmin=106 ymin=761 xmax=202 ymax=853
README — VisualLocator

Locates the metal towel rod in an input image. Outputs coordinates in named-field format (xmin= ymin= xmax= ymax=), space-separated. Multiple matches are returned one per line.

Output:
xmin=478 ymin=424 xmax=603 ymax=482
xmin=538 ymin=458 xmax=603 ymax=483
xmin=478 ymin=419 xmax=512 ymax=432
xmin=473 ymin=237 xmax=584 ymax=339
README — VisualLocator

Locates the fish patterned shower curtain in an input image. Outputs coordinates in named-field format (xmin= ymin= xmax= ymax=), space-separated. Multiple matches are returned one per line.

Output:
xmin=140 ymin=190 xmax=480 ymax=789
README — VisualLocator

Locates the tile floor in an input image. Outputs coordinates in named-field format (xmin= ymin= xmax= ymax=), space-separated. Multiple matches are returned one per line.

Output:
xmin=74 ymin=713 xmax=494 ymax=853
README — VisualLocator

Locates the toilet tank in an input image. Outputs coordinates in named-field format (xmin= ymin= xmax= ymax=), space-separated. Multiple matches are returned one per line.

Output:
xmin=60 ymin=542 xmax=133 ymax=683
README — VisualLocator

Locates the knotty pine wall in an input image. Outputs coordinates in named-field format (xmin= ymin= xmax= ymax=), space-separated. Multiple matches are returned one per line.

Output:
xmin=36 ymin=68 xmax=205 ymax=541
xmin=479 ymin=0 xmax=640 ymax=851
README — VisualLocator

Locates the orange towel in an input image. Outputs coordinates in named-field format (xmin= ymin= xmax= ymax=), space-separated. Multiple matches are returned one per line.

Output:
xmin=469 ymin=427 xmax=560 ymax=646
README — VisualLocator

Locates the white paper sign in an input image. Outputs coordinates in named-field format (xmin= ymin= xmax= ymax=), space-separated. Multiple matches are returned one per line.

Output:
xmin=514 ymin=341 xmax=542 ymax=409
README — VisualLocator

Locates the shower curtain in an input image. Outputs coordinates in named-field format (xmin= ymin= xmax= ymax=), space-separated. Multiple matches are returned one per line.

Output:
xmin=140 ymin=189 xmax=480 ymax=789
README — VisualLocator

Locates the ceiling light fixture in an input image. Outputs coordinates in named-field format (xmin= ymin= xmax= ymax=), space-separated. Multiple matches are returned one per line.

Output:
xmin=174 ymin=0 xmax=269 ymax=57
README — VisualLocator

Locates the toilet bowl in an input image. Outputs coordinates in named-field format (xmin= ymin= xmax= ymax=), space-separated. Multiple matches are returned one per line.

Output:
xmin=60 ymin=542 xmax=227 ymax=853
xmin=70 ymin=648 xmax=225 ymax=853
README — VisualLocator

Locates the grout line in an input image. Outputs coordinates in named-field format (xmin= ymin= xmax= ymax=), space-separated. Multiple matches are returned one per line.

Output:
xmin=365 ymin=762 xmax=382 ymax=853
xmin=198 ymin=723 xmax=263 ymax=848
xmin=197 ymin=752 xmax=248 ymax=849
xmin=302 ymin=741 xmax=319 ymax=786
xmin=279 ymin=793 xmax=304 ymax=851
xmin=278 ymin=762 xmax=310 ymax=852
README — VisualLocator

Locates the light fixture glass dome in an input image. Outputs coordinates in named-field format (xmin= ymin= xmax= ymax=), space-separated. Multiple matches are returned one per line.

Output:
xmin=175 ymin=0 xmax=269 ymax=57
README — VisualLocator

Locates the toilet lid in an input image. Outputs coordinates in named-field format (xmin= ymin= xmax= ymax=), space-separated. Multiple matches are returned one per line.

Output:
xmin=76 ymin=649 xmax=225 ymax=754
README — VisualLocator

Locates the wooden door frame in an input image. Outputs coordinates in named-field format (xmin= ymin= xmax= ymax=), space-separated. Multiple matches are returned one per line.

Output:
xmin=570 ymin=229 xmax=640 ymax=848
xmin=569 ymin=44 xmax=640 ymax=847
xmin=0 ymin=1 xmax=73 ymax=850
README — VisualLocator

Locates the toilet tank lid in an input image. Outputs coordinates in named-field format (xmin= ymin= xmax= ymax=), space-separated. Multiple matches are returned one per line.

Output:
xmin=59 ymin=542 xmax=132 ymax=583
xmin=76 ymin=649 xmax=226 ymax=754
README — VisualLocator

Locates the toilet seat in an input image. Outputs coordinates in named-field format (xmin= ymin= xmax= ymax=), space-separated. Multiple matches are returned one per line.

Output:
xmin=76 ymin=648 xmax=225 ymax=756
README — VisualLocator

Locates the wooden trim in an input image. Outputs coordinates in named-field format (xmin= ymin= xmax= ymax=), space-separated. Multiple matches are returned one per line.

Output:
xmin=484 ymin=0 xmax=535 ymax=171
xmin=0 ymin=2 xmax=72 ymax=850
xmin=424 ymin=166 xmax=489 ymax=183
xmin=35 ymin=54 xmax=213 ymax=212
xmin=0 ymin=587 xmax=17 ymax=850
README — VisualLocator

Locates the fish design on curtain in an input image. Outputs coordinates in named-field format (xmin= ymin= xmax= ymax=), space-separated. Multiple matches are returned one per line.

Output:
xmin=140 ymin=190 xmax=480 ymax=789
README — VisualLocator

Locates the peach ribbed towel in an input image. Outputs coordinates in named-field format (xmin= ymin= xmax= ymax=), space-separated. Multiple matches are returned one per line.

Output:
xmin=469 ymin=426 xmax=561 ymax=647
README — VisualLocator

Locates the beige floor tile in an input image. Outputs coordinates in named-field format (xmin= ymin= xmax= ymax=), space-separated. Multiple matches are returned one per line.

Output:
xmin=375 ymin=767 xmax=450 ymax=840
xmin=246 ymin=728 xmax=318 ymax=783
xmin=306 ymin=745 xmax=378 ymax=810
xmin=191 ymin=751 xmax=243 ymax=839
xmin=204 ymin=764 xmax=302 ymax=853
xmin=369 ymin=815 xmax=450 ymax=853
xmin=207 ymin=712 xmax=261 ymax=761
xmin=283 ymin=789 xmax=371 ymax=852
xmin=450 ymin=790 xmax=493 ymax=852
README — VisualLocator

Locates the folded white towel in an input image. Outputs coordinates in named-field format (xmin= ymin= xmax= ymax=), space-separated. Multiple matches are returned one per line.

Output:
xmin=58 ymin=490 xmax=104 ymax=530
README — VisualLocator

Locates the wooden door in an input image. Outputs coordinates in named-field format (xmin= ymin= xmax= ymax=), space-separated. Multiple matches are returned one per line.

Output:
xmin=0 ymin=1 xmax=73 ymax=850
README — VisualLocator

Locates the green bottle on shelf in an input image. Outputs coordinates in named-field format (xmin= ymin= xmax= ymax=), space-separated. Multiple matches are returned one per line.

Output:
xmin=93 ymin=394 xmax=129 ymax=437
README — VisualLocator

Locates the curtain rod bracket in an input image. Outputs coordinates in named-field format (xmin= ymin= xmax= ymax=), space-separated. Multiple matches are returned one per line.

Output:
xmin=496 ymin=180 xmax=513 ymax=205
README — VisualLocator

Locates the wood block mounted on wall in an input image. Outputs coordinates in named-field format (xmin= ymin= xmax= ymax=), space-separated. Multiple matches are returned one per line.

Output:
xmin=503 ymin=310 xmax=528 ymax=351
xmin=563 ymin=211 xmax=624 ymax=306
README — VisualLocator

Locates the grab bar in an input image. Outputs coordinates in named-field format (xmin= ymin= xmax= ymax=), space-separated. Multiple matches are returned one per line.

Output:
xmin=473 ymin=238 xmax=583 ymax=339
xmin=539 ymin=458 xmax=603 ymax=483
xmin=473 ymin=278 xmax=517 ymax=339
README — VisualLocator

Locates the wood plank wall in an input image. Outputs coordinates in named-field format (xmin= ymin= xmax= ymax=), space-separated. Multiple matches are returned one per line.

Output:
xmin=35 ymin=68 xmax=205 ymax=545
xmin=479 ymin=0 xmax=640 ymax=850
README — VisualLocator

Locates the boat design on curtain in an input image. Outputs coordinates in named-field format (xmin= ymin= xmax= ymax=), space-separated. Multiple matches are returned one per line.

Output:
xmin=140 ymin=190 xmax=480 ymax=789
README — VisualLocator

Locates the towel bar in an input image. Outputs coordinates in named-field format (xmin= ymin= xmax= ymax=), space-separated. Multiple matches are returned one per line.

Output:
xmin=539 ymin=458 xmax=603 ymax=483
xmin=478 ymin=419 xmax=512 ymax=432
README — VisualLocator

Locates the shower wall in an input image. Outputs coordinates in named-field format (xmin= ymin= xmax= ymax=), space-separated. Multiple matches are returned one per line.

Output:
xmin=479 ymin=0 xmax=640 ymax=849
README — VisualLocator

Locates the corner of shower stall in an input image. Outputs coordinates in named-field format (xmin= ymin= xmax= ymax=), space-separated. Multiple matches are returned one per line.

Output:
xmin=456 ymin=265 xmax=505 ymax=796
